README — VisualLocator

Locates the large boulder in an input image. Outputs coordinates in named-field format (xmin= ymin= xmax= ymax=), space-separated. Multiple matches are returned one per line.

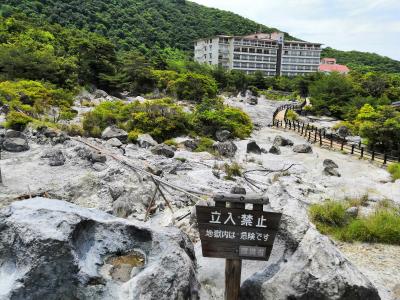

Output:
xmin=323 ymin=159 xmax=338 ymax=169
xmin=273 ymin=135 xmax=294 ymax=147
xmin=48 ymin=149 xmax=66 ymax=166
xmin=247 ymin=141 xmax=262 ymax=154
xmin=0 ymin=198 xmax=199 ymax=300
xmin=241 ymin=228 xmax=380 ymax=300
xmin=101 ymin=126 xmax=128 ymax=142
xmin=137 ymin=134 xmax=158 ymax=149
xmin=269 ymin=145 xmax=281 ymax=155
xmin=151 ymin=144 xmax=175 ymax=158
xmin=213 ymin=141 xmax=237 ymax=158
xmin=2 ymin=130 xmax=29 ymax=152
xmin=324 ymin=167 xmax=341 ymax=177
xmin=215 ymin=130 xmax=231 ymax=142
xmin=293 ymin=144 xmax=312 ymax=153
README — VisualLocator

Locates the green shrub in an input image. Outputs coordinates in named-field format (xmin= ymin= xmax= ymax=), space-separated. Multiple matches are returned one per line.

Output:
xmin=194 ymin=137 xmax=215 ymax=154
xmin=164 ymin=139 xmax=177 ymax=146
xmin=310 ymin=199 xmax=400 ymax=245
xmin=309 ymin=200 xmax=348 ymax=227
xmin=60 ymin=124 xmax=84 ymax=136
xmin=82 ymin=99 xmax=190 ymax=142
xmin=388 ymin=163 xmax=400 ymax=181
xmin=286 ymin=110 xmax=299 ymax=121
xmin=128 ymin=129 xmax=142 ymax=143
xmin=5 ymin=111 xmax=33 ymax=130
xmin=191 ymin=98 xmax=253 ymax=138
xmin=172 ymin=73 xmax=218 ymax=101
xmin=340 ymin=210 xmax=400 ymax=244
xmin=223 ymin=162 xmax=242 ymax=180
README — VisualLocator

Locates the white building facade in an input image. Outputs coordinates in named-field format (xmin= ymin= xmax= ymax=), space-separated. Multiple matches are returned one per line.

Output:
xmin=194 ymin=32 xmax=322 ymax=76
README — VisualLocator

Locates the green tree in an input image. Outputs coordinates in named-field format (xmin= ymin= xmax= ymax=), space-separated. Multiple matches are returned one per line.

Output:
xmin=172 ymin=72 xmax=217 ymax=101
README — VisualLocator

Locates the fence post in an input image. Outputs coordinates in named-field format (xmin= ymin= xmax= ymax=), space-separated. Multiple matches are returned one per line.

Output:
xmin=285 ymin=120 xmax=287 ymax=129
xmin=330 ymin=135 xmax=333 ymax=148
xmin=289 ymin=120 xmax=291 ymax=130
xmin=301 ymin=123 xmax=304 ymax=135
xmin=341 ymin=139 xmax=344 ymax=151
xmin=297 ymin=121 xmax=300 ymax=132
xmin=384 ymin=154 xmax=387 ymax=165
xmin=371 ymin=145 xmax=375 ymax=161
xmin=319 ymin=130 xmax=322 ymax=146
xmin=314 ymin=129 xmax=317 ymax=143
xmin=361 ymin=147 xmax=364 ymax=158
xmin=308 ymin=131 xmax=311 ymax=142
xmin=351 ymin=145 xmax=355 ymax=154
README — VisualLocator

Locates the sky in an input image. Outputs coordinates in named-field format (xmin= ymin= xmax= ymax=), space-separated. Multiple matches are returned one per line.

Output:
xmin=191 ymin=0 xmax=400 ymax=61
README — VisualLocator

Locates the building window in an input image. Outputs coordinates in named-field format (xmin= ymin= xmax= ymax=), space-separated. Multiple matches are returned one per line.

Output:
xmin=242 ymin=48 xmax=248 ymax=53
xmin=264 ymin=49 xmax=270 ymax=55
xmin=284 ymin=50 xmax=289 ymax=55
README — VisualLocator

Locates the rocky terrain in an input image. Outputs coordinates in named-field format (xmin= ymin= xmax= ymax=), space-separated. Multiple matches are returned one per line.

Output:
xmin=1 ymin=91 xmax=399 ymax=300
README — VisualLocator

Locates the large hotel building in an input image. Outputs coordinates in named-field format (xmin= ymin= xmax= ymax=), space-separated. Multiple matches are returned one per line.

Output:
xmin=194 ymin=32 xmax=322 ymax=76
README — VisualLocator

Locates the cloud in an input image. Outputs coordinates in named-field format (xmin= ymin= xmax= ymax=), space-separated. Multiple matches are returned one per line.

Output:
xmin=190 ymin=0 xmax=400 ymax=60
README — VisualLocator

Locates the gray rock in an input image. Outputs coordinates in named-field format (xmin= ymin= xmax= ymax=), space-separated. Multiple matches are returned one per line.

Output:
xmin=247 ymin=141 xmax=262 ymax=154
xmin=183 ymin=139 xmax=199 ymax=151
xmin=94 ymin=89 xmax=108 ymax=98
xmin=89 ymin=151 xmax=107 ymax=163
xmin=213 ymin=141 xmax=237 ymax=158
xmin=106 ymin=137 xmax=123 ymax=148
xmin=346 ymin=206 xmax=359 ymax=218
xmin=215 ymin=130 xmax=231 ymax=142
xmin=241 ymin=228 xmax=380 ymax=300
xmin=338 ymin=125 xmax=350 ymax=138
xmin=269 ymin=145 xmax=281 ymax=155
xmin=48 ymin=150 xmax=66 ymax=167
xmin=248 ymin=96 xmax=258 ymax=105
xmin=137 ymin=134 xmax=158 ymax=148
xmin=273 ymin=135 xmax=294 ymax=147
xmin=323 ymin=159 xmax=338 ymax=169
xmin=293 ymin=144 xmax=313 ymax=153
xmin=151 ymin=144 xmax=175 ymax=158
xmin=101 ymin=126 xmax=128 ymax=142
xmin=324 ymin=166 xmax=341 ymax=177
xmin=0 ymin=198 xmax=199 ymax=300
xmin=92 ymin=162 xmax=108 ymax=172
xmin=2 ymin=131 xmax=29 ymax=152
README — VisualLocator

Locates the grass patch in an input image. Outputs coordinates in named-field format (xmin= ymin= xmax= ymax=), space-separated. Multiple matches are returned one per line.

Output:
xmin=309 ymin=198 xmax=400 ymax=245
xmin=194 ymin=137 xmax=215 ymax=154
xmin=388 ymin=163 xmax=400 ymax=181
xmin=223 ymin=162 xmax=242 ymax=181
xmin=286 ymin=110 xmax=299 ymax=121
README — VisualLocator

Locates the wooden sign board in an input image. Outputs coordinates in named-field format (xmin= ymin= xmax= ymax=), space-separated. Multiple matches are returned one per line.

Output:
xmin=196 ymin=206 xmax=282 ymax=261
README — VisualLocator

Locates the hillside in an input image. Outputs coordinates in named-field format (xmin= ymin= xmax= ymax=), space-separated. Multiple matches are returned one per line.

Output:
xmin=322 ymin=47 xmax=400 ymax=74
xmin=0 ymin=0 xmax=292 ymax=52
xmin=1 ymin=0 xmax=400 ymax=74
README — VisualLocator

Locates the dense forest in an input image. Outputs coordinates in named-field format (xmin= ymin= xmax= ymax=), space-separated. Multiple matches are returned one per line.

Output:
xmin=1 ymin=0 xmax=399 ymax=73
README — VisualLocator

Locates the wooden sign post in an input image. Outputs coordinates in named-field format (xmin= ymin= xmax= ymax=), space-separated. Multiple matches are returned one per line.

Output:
xmin=196 ymin=193 xmax=282 ymax=300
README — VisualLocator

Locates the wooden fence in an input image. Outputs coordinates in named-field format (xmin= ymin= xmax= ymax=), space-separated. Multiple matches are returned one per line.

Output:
xmin=272 ymin=105 xmax=400 ymax=165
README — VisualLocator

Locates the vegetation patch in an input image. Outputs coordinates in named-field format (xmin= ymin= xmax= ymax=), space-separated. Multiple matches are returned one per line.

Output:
xmin=388 ymin=163 xmax=400 ymax=181
xmin=310 ymin=198 xmax=400 ymax=245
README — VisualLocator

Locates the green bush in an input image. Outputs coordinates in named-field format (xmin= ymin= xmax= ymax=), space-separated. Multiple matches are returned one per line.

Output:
xmin=83 ymin=99 xmax=190 ymax=142
xmin=388 ymin=163 xmax=400 ymax=181
xmin=224 ymin=162 xmax=242 ymax=180
xmin=194 ymin=137 xmax=215 ymax=154
xmin=340 ymin=210 xmax=400 ymax=244
xmin=191 ymin=98 xmax=253 ymax=138
xmin=5 ymin=111 xmax=33 ymax=130
xmin=309 ymin=200 xmax=348 ymax=227
xmin=286 ymin=110 xmax=299 ymax=121
xmin=128 ymin=129 xmax=142 ymax=143
xmin=172 ymin=73 xmax=218 ymax=101
xmin=310 ymin=199 xmax=400 ymax=245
